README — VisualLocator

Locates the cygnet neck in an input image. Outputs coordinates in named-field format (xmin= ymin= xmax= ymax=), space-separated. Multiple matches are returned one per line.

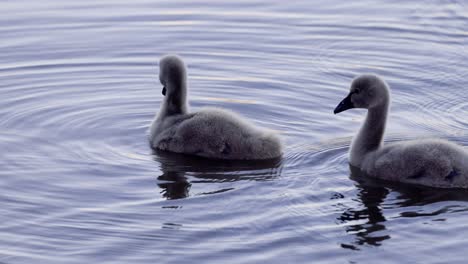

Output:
xmin=160 ymin=80 xmax=189 ymax=118
xmin=350 ymin=99 xmax=389 ymax=166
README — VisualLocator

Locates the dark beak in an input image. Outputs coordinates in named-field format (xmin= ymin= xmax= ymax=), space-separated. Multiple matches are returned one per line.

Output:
xmin=162 ymin=86 xmax=166 ymax=96
xmin=334 ymin=93 xmax=354 ymax=114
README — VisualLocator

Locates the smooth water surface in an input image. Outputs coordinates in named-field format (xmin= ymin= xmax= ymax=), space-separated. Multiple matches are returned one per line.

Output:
xmin=2 ymin=1 xmax=468 ymax=263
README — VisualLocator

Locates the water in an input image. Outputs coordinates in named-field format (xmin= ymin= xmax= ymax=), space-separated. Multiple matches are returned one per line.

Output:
xmin=1 ymin=0 xmax=468 ymax=263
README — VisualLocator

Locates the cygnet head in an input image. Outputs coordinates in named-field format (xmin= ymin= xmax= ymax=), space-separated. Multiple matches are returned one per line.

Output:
xmin=158 ymin=54 xmax=188 ymax=115
xmin=334 ymin=74 xmax=390 ymax=114
xmin=159 ymin=55 xmax=187 ymax=96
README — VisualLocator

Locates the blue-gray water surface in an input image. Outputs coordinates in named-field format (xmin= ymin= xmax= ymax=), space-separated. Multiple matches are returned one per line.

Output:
xmin=2 ymin=1 xmax=468 ymax=263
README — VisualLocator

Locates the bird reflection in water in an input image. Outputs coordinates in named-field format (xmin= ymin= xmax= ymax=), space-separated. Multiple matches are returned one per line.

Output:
xmin=339 ymin=164 xmax=468 ymax=250
xmin=338 ymin=165 xmax=390 ymax=250
xmin=158 ymin=171 xmax=191 ymax=200
xmin=153 ymin=149 xmax=283 ymax=200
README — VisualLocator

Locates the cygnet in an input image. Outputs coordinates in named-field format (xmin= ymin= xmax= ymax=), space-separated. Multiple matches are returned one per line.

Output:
xmin=149 ymin=55 xmax=282 ymax=160
xmin=334 ymin=74 xmax=468 ymax=188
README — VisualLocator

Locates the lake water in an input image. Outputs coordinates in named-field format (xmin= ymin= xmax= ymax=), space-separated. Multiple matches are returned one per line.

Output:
xmin=2 ymin=0 xmax=468 ymax=263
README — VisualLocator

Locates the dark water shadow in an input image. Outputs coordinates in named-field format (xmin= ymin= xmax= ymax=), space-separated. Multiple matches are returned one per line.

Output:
xmin=339 ymin=164 xmax=468 ymax=250
xmin=152 ymin=149 xmax=283 ymax=200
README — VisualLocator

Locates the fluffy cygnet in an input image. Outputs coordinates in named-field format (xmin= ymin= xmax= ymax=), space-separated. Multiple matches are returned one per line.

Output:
xmin=149 ymin=55 xmax=282 ymax=160
xmin=334 ymin=74 xmax=468 ymax=188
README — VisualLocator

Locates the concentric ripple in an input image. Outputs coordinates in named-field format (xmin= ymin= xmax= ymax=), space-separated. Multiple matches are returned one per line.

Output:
xmin=2 ymin=0 xmax=468 ymax=263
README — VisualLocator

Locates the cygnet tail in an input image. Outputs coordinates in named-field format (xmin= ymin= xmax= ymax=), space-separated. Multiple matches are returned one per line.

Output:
xmin=251 ymin=131 xmax=282 ymax=160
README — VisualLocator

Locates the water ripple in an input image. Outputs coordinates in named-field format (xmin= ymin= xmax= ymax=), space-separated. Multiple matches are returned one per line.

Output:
xmin=3 ymin=0 xmax=468 ymax=263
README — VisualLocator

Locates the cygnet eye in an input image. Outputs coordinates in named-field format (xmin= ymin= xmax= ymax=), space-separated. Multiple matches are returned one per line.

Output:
xmin=354 ymin=88 xmax=361 ymax=94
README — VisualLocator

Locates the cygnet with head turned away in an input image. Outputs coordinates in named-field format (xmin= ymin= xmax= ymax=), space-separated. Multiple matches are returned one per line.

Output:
xmin=149 ymin=55 xmax=282 ymax=160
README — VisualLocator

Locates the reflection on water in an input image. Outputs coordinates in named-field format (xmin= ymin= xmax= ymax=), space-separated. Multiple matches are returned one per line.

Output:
xmin=158 ymin=171 xmax=191 ymax=200
xmin=3 ymin=0 xmax=468 ymax=262
xmin=339 ymin=165 xmax=468 ymax=250
xmin=153 ymin=149 xmax=283 ymax=200
xmin=339 ymin=165 xmax=391 ymax=249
